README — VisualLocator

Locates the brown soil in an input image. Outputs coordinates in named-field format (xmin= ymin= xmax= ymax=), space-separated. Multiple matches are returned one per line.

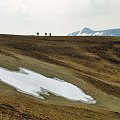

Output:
xmin=0 ymin=35 xmax=120 ymax=120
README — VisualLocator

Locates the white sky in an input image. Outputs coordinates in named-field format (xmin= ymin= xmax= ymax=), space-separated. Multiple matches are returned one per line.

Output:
xmin=0 ymin=0 xmax=120 ymax=36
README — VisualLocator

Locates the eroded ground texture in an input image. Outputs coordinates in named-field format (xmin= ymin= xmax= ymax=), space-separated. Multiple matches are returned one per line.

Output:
xmin=0 ymin=35 xmax=120 ymax=120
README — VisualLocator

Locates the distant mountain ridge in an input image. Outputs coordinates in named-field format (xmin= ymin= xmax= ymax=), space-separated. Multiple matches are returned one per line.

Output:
xmin=68 ymin=28 xmax=120 ymax=36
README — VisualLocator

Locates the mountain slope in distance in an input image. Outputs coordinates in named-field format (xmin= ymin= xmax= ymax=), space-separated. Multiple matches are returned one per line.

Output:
xmin=68 ymin=27 xmax=120 ymax=36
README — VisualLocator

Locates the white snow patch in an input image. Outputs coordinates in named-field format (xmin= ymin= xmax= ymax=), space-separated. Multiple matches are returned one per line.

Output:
xmin=80 ymin=33 xmax=92 ymax=36
xmin=0 ymin=67 xmax=96 ymax=104
xmin=93 ymin=32 xmax=103 ymax=36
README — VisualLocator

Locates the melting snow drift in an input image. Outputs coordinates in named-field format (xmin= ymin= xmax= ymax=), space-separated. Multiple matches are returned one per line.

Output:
xmin=0 ymin=67 xmax=96 ymax=104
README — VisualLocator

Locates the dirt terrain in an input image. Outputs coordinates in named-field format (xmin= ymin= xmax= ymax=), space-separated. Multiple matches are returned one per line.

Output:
xmin=0 ymin=35 xmax=120 ymax=120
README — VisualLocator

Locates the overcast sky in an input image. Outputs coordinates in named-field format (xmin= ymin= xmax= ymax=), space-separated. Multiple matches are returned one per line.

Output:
xmin=0 ymin=0 xmax=120 ymax=36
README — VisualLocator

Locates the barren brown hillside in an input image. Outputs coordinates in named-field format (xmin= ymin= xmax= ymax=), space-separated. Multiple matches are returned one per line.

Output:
xmin=0 ymin=35 xmax=120 ymax=120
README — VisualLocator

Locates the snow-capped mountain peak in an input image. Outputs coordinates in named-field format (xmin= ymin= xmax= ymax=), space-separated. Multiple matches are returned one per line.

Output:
xmin=81 ymin=27 xmax=93 ymax=32
xmin=68 ymin=28 xmax=120 ymax=36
